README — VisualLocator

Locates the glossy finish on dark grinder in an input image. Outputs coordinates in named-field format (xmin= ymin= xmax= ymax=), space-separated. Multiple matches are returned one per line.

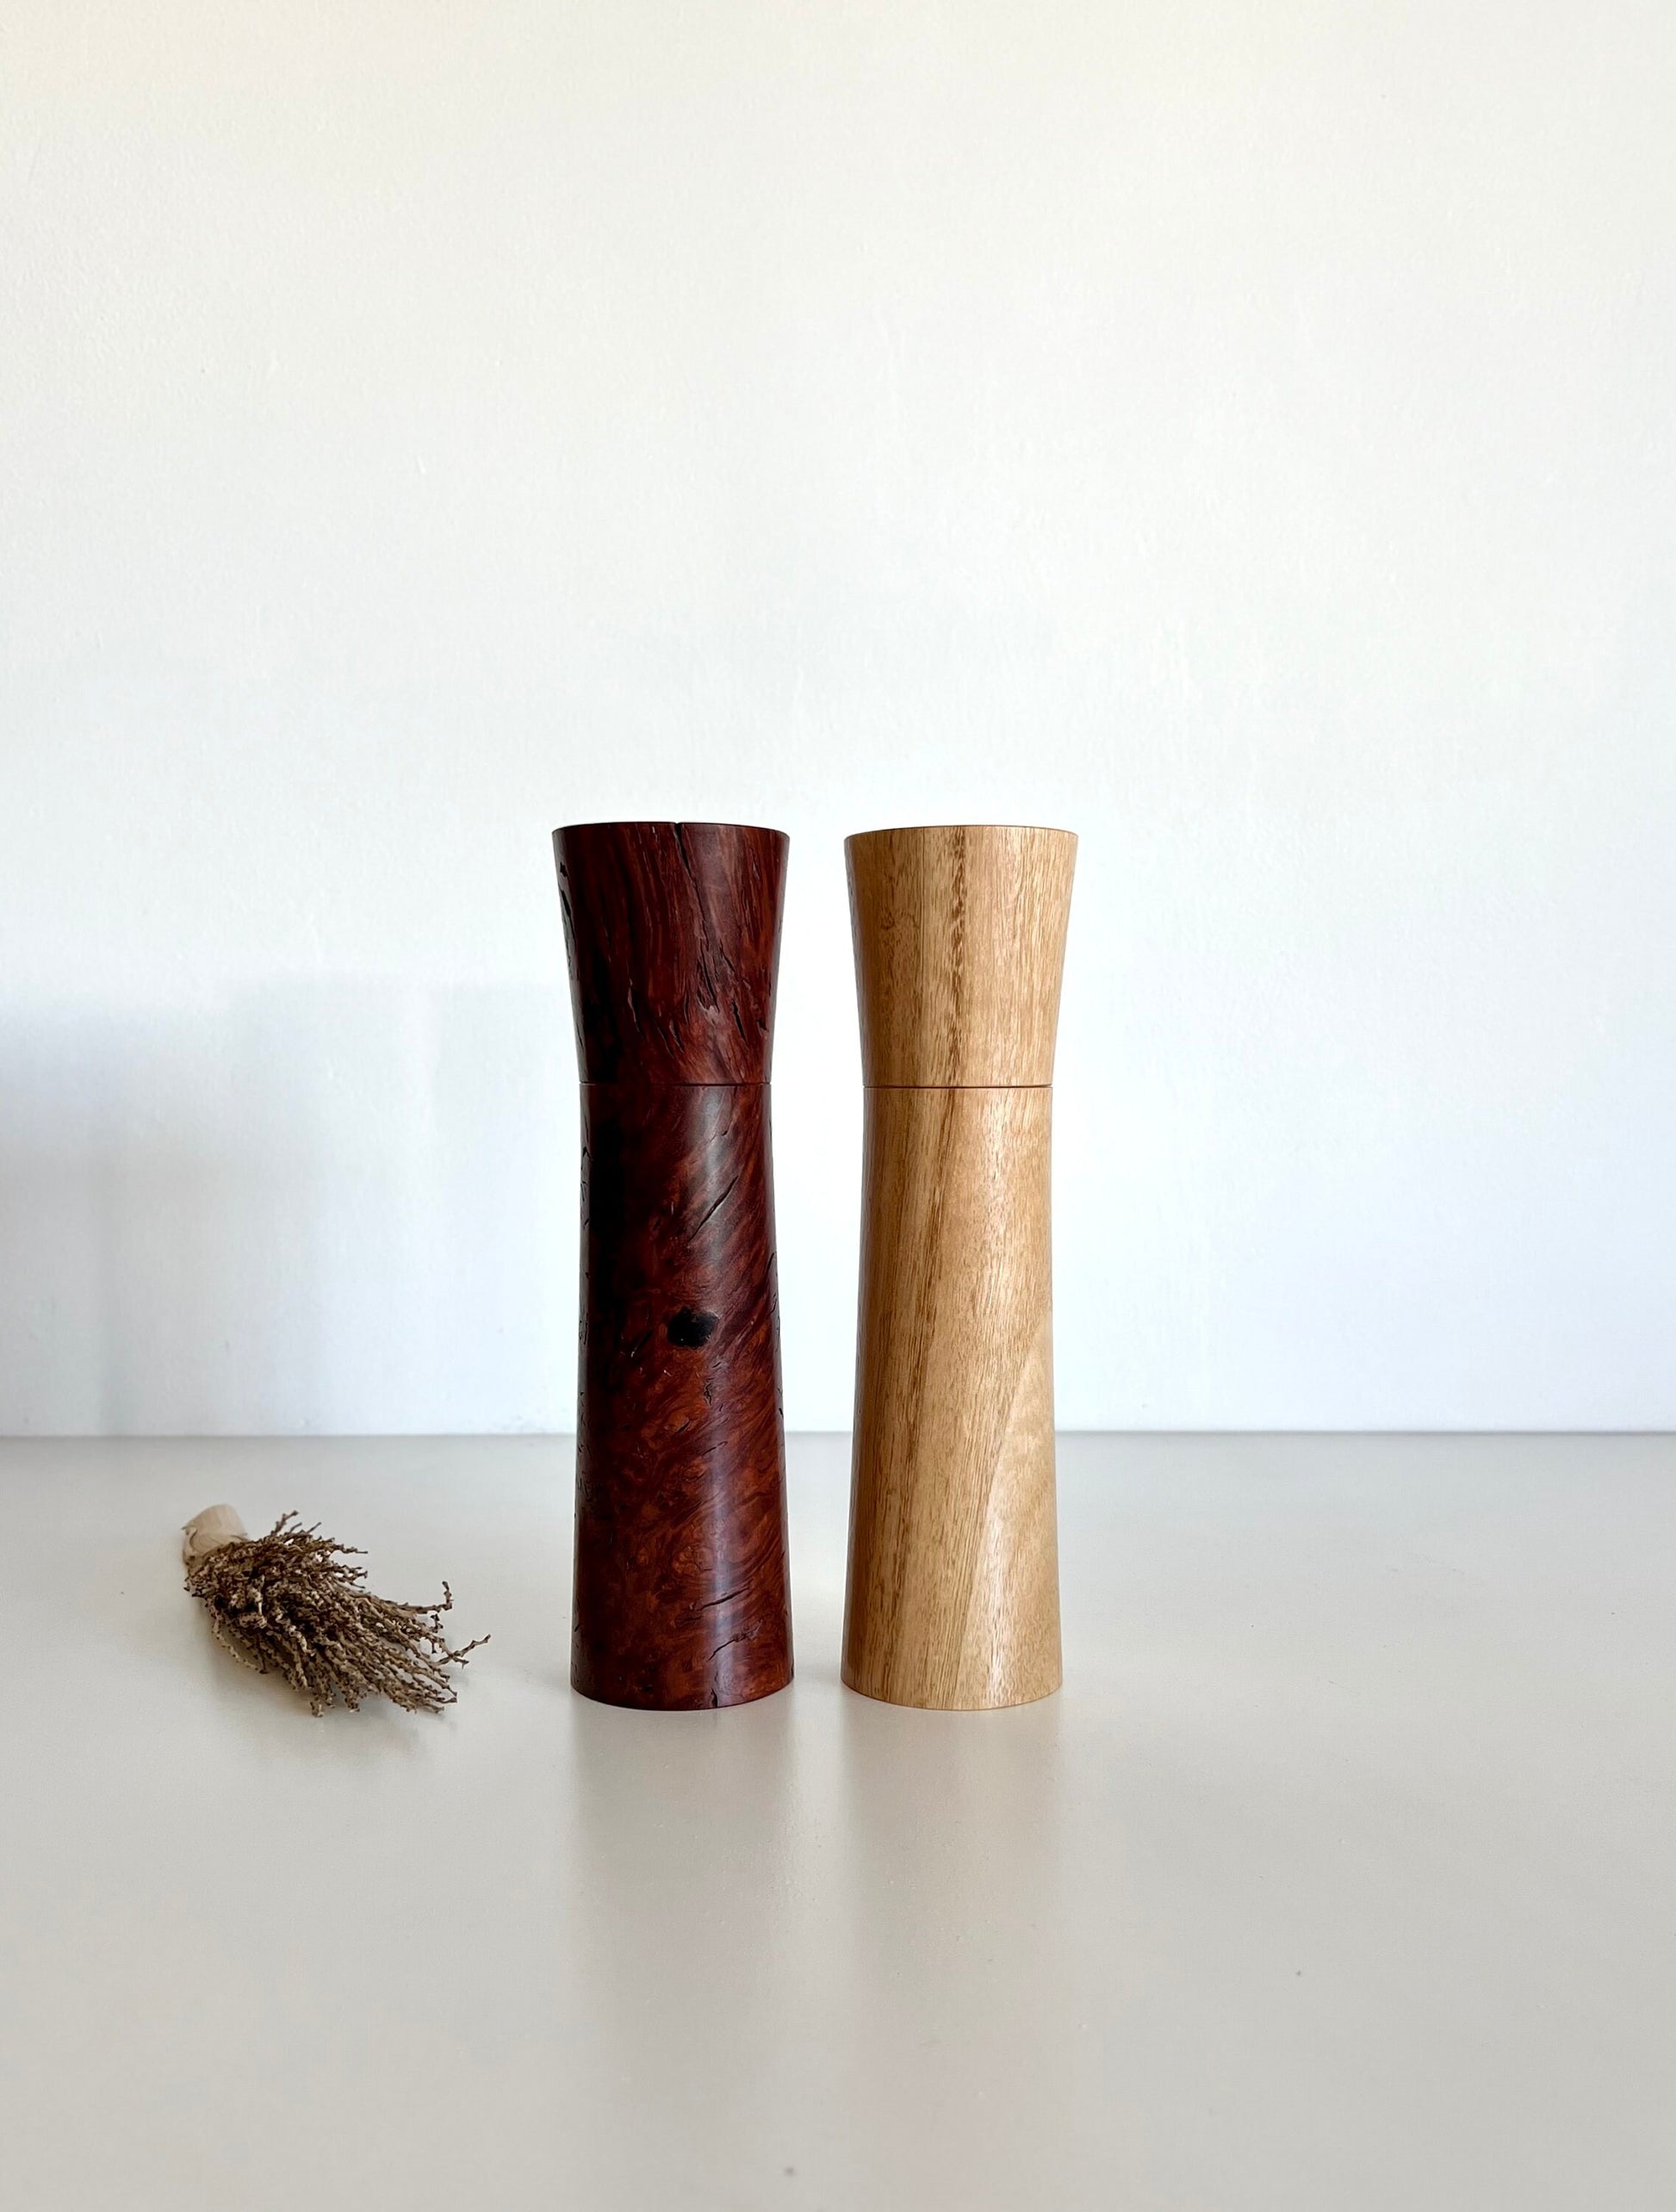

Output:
xmin=555 ymin=822 xmax=792 ymax=1709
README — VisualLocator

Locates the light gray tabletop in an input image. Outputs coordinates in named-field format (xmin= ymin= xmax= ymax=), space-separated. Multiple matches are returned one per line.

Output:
xmin=3 ymin=1432 xmax=1672 ymax=2209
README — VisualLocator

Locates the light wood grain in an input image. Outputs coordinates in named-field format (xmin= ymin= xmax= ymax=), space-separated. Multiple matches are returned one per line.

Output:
xmin=843 ymin=823 xmax=1074 ymax=1710
xmin=182 ymin=1504 xmax=247 ymax=1565
xmin=846 ymin=824 xmax=1077 ymax=1086
xmin=843 ymin=1085 xmax=1060 ymax=1707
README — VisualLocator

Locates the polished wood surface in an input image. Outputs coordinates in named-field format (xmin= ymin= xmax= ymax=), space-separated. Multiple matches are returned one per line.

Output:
xmin=556 ymin=820 xmax=785 ymax=1085
xmin=574 ymin=1080 xmax=790 ymax=1709
xmin=555 ymin=821 xmax=791 ymax=1711
xmin=843 ymin=823 xmax=1075 ymax=1710
xmin=847 ymin=824 xmax=1077 ymax=1087
xmin=844 ymin=1085 xmax=1060 ymax=1707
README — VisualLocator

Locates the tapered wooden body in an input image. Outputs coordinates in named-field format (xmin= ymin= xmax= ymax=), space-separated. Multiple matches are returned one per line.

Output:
xmin=555 ymin=821 xmax=792 ymax=1711
xmin=843 ymin=825 xmax=1076 ymax=1709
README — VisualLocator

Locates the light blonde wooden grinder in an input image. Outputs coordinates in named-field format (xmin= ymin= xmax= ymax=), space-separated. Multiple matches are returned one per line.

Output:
xmin=842 ymin=823 xmax=1077 ymax=1709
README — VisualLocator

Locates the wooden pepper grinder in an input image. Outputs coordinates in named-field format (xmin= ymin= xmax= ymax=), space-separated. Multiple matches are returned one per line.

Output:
xmin=842 ymin=824 xmax=1077 ymax=1709
xmin=554 ymin=821 xmax=793 ymax=1710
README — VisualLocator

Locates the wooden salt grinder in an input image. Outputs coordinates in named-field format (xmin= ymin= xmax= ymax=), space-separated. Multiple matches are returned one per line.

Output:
xmin=554 ymin=821 xmax=792 ymax=1710
xmin=842 ymin=824 xmax=1077 ymax=1709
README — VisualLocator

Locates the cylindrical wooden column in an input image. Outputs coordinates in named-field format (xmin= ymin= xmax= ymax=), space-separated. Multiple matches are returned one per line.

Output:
xmin=842 ymin=823 xmax=1077 ymax=1710
xmin=554 ymin=821 xmax=792 ymax=1711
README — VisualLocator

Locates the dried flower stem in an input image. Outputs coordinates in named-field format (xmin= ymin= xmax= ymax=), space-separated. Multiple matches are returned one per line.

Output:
xmin=185 ymin=1512 xmax=486 ymax=1715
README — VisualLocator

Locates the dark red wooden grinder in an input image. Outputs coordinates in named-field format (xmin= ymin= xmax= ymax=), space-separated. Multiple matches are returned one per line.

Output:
xmin=554 ymin=821 xmax=793 ymax=1709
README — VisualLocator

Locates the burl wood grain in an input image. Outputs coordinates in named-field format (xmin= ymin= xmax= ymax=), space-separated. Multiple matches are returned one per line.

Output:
xmin=555 ymin=822 xmax=791 ymax=1711
xmin=842 ymin=824 xmax=1076 ymax=1711
xmin=556 ymin=820 xmax=785 ymax=1086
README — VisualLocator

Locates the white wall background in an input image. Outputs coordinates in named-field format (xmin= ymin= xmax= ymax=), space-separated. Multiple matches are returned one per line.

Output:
xmin=3 ymin=1 xmax=1673 ymax=1434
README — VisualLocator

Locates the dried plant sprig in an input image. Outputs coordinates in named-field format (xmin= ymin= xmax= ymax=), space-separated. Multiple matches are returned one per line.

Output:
xmin=183 ymin=1508 xmax=487 ymax=1715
